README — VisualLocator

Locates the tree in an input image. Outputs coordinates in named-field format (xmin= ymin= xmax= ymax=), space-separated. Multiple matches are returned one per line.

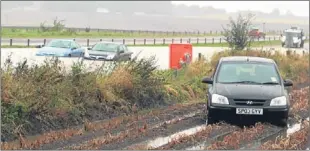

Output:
xmin=222 ymin=13 xmax=255 ymax=50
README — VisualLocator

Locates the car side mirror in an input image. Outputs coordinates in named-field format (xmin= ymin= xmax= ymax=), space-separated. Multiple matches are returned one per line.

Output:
xmin=87 ymin=47 xmax=92 ymax=50
xmin=119 ymin=50 xmax=124 ymax=53
xmin=71 ymin=47 xmax=77 ymax=50
xmin=284 ymin=79 xmax=293 ymax=87
xmin=202 ymin=77 xmax=213 ymax=84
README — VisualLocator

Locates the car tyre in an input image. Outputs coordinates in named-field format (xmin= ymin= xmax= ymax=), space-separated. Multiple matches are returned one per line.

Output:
xmin=278 ymin=117 xmax=288 ymax=127
xmin=206 ymin=110 xmax=218 ymax=125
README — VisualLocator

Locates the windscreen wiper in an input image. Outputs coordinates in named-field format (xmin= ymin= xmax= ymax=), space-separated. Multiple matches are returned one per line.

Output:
xmin=222 ymin=81 xmax=261 ymax=84
xmin=261 ymin=82 xmax=279 ymax=85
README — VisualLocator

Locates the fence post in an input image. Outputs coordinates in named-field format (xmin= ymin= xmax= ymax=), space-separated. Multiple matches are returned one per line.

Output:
xmin=198 ymin=53 xmax=202 ymax=60
xmin=43 ymin=39 xmax=46 ymax=45
xmin=144 ymin=39 xmax=146 ymax=45
xmin=172 ymin=38 xmax=174 ymax=43
xmin=87 ymin=39 xmax=89 ymax=47
xmin=134 ymin=39 xmax=136 ymax=45
xmin=197 ymin=38 xmax=199 ymax=44
xmin=274 ymin=36 xmax=276 ymax=41
xmin=100 ymin=39 xmax=102 ymax=42
xmin=153 ymin=39 xmax=155 ymax=45
xmin=269 ymin=37 xmax=271 ymax=41
xmin=212 ymin=38 xmax=214 ymax=44
xmin=123 ymin=39 xmax=125 ymax=44
xmin=10 ymin=39 xmax=12 ymax=46
xmin=219 ymin=38 xmax=221 ymax=43
xmin=180 ymin=38 xmax=182 ymax=43
xmin=73 ymin=39 xmax=75 ymax=41
xmin=188 ymin=38 xmax=191 ymax=43
xmin=163 ymin=39 xmax=165 ymax=45
xmin=205 ymin=38 xmax=207 ymax=44
xmin=112 ymin=39 xmax=114 ymax=42
xmin=27 ymin=39 xmax=30 ymax=47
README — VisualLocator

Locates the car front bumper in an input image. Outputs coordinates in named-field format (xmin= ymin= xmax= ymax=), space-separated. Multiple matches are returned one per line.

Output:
xmin=83 ymin=56 xmax=113 ymax=61
xmin=208 ymin=104 xmax=289 ymax=118
xmin=36 ymin=53 xmax=67 ymax=57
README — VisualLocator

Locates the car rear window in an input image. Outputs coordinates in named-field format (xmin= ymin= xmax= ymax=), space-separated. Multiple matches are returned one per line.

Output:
xmin=216 ymin=62 xmax=281 ymax=84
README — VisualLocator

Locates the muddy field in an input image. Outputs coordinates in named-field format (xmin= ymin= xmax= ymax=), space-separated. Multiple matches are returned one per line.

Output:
xmin=1 ymin=85 xmax=309 ymax=150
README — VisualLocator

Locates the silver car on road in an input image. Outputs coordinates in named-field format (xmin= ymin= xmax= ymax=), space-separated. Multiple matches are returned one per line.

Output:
xmin=84 ymin=42 xmax=133 ymax=61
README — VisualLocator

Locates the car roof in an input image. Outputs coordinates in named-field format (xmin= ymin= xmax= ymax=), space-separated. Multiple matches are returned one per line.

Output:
xmin=220 ymin=56 xmax=275 ymax=64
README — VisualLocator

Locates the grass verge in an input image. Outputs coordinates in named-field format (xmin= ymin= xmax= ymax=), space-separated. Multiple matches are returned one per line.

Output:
xmin=1 ymin=28 xmax=222 ymax=38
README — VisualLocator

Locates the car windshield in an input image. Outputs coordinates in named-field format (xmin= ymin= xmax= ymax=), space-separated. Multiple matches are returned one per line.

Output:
xmin=92 ymin=43 xmax=119 ymax=52
xmin=46 ymin=40 xmax=71 ymax=48
xmin=216 ymin=62 xmax=281 ymax=85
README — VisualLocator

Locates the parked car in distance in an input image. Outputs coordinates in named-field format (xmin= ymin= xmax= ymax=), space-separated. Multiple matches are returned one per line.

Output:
xmin=84 ymin=42 xmax=133 ymax=61
xmin=35 ymin=39 xmax=84 ymax=57
xmin=202 ymin=56 xmax=293 ymax=127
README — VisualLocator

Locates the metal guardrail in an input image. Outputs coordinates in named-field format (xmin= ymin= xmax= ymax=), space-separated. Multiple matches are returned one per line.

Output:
xmin=0 ymin=36 xmax=287 ymax=47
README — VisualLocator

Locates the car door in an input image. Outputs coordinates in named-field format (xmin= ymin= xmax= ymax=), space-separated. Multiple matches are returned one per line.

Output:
xmin=117 ymin=45 xmax=126 ymax=61
xmin=70 ymin=42 xmax=84 ymax=57
xmin=122 ymin=45 xmax=132 ymax=59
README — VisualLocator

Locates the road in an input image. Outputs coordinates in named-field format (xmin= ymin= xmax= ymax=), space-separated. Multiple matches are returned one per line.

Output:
xmin=1 ymin=36 xmax=281 ymax=46
xmin=1 ymin=44 xmax=308 ymax=71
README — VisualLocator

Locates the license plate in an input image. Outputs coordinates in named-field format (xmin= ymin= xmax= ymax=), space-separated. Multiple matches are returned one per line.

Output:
xmin=236 ymin=108 xmax=263 ymax=115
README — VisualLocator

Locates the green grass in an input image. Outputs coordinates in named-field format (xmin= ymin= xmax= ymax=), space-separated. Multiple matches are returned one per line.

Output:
xmin=1 ymin=28 xmax=284 ymax=38
xmin=1 ymin=28 xmax=222 ymax=38
xmin=2 ymin=40 xmax=304 ymax=48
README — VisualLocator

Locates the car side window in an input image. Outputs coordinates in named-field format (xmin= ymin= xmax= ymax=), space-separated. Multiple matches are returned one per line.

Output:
xmin=71 ymin=42 xmax=80 ymax=48
xmin=122 ymin=45 xmax=128 ymax=52
xmin=118 ymin=45 xmax=125 ymax=52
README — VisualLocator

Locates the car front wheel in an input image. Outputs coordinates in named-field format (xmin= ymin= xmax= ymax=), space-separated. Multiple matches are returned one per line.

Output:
xmin=278 ymin=117 xmax=288 ymax=127
xmin=206 ymin=110 xmax=218 ymax=125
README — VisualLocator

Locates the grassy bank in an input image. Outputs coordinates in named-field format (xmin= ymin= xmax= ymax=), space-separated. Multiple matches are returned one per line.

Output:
xmin=1 ymin=28 xmax=221 ymax=38
xmin=1 ymin=27 xmax=284 ymax=38
xmin=1 ymin=49 xmax=309 ymax=142
xmin=1 ymin=39 xmax=297 ymax=48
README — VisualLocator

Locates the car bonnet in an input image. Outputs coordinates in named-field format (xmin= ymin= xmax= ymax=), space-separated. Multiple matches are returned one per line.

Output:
xmin=213 ymin=83 xmax=284 ymax=100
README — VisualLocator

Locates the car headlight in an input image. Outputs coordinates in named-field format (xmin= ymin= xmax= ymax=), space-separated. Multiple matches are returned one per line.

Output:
xmin=270 ymin=96 xmax=287 ymax=106
xmin=211 ymin=94 xmax=229 ymax=105
xmin=106 ymin=55 xmax=115 ymax=60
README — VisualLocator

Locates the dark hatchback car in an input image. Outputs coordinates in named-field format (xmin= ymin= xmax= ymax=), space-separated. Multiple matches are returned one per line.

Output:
xmin=202 ymin=56 xmax=293 ymax=127
xmin=84 ymin=42 xmax=133 ymax=61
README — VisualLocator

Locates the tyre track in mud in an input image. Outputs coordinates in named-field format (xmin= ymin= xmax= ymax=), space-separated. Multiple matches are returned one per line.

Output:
xmin=1 ymin=102 xmax=205 ymax=150
xmin=41 ymin=102 xmax=205 ymax=150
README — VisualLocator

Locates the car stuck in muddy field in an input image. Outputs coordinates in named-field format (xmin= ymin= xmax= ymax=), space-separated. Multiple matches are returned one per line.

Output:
xmin=202 ymin=56 xmax=293 ymax=126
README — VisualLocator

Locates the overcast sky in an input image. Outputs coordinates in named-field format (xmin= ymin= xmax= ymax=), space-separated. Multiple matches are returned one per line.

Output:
xmin=171 ymin=1 xmax=309 ymax=17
